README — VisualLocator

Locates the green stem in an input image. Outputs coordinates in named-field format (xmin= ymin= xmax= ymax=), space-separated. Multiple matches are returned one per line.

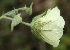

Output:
xmin=2 ymin=16 xmax=31 ymax=27
xmin=4 ymin=17 xmax=13 ymax=20
xmin=21 ymin=21 xmax=31 ymax=27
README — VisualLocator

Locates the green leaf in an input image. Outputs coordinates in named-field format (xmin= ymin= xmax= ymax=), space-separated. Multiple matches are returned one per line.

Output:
xmin=11 ymin=14 xmax=22 ymax=31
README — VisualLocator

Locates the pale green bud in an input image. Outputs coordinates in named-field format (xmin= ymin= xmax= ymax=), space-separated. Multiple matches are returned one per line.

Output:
xmin=11 ymin=14 xmax=22 ymax=31
xmin=31 ymin=7 xmax=65 ymax=47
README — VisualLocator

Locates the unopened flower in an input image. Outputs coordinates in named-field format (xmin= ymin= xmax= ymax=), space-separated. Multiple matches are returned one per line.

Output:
xmin=31 ymin=7 xmax=65 ymax=47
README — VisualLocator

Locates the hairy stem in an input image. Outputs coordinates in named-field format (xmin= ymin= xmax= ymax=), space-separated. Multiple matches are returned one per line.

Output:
xmin=2 ymin=16 xmax=31 ymax=27
xmin=21 ymin=21 xmax=31 ymax=27
xmin=4 ymin=17 xmax=13 ymax=20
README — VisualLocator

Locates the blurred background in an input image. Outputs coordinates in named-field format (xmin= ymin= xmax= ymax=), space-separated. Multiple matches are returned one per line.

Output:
xmin=0 ymin=0 xmax=70 ymax=50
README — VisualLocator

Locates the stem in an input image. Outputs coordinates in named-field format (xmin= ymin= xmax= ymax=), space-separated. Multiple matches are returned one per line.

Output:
xmin=2 ymin=16 xmax=31 ymax=27
xmin=4 ymin=17 xmax=13 ymax=20
xmin=21 ymin=21 xmax=31 ymax=27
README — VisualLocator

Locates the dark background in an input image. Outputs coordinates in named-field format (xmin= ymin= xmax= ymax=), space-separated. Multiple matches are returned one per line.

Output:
xmin=0 ymin=0 xmax=70 ymax=50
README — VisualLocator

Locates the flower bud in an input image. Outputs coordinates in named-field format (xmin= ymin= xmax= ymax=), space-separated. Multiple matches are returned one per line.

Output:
xmin=31 ymin=7 xmax=65 ymax=47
